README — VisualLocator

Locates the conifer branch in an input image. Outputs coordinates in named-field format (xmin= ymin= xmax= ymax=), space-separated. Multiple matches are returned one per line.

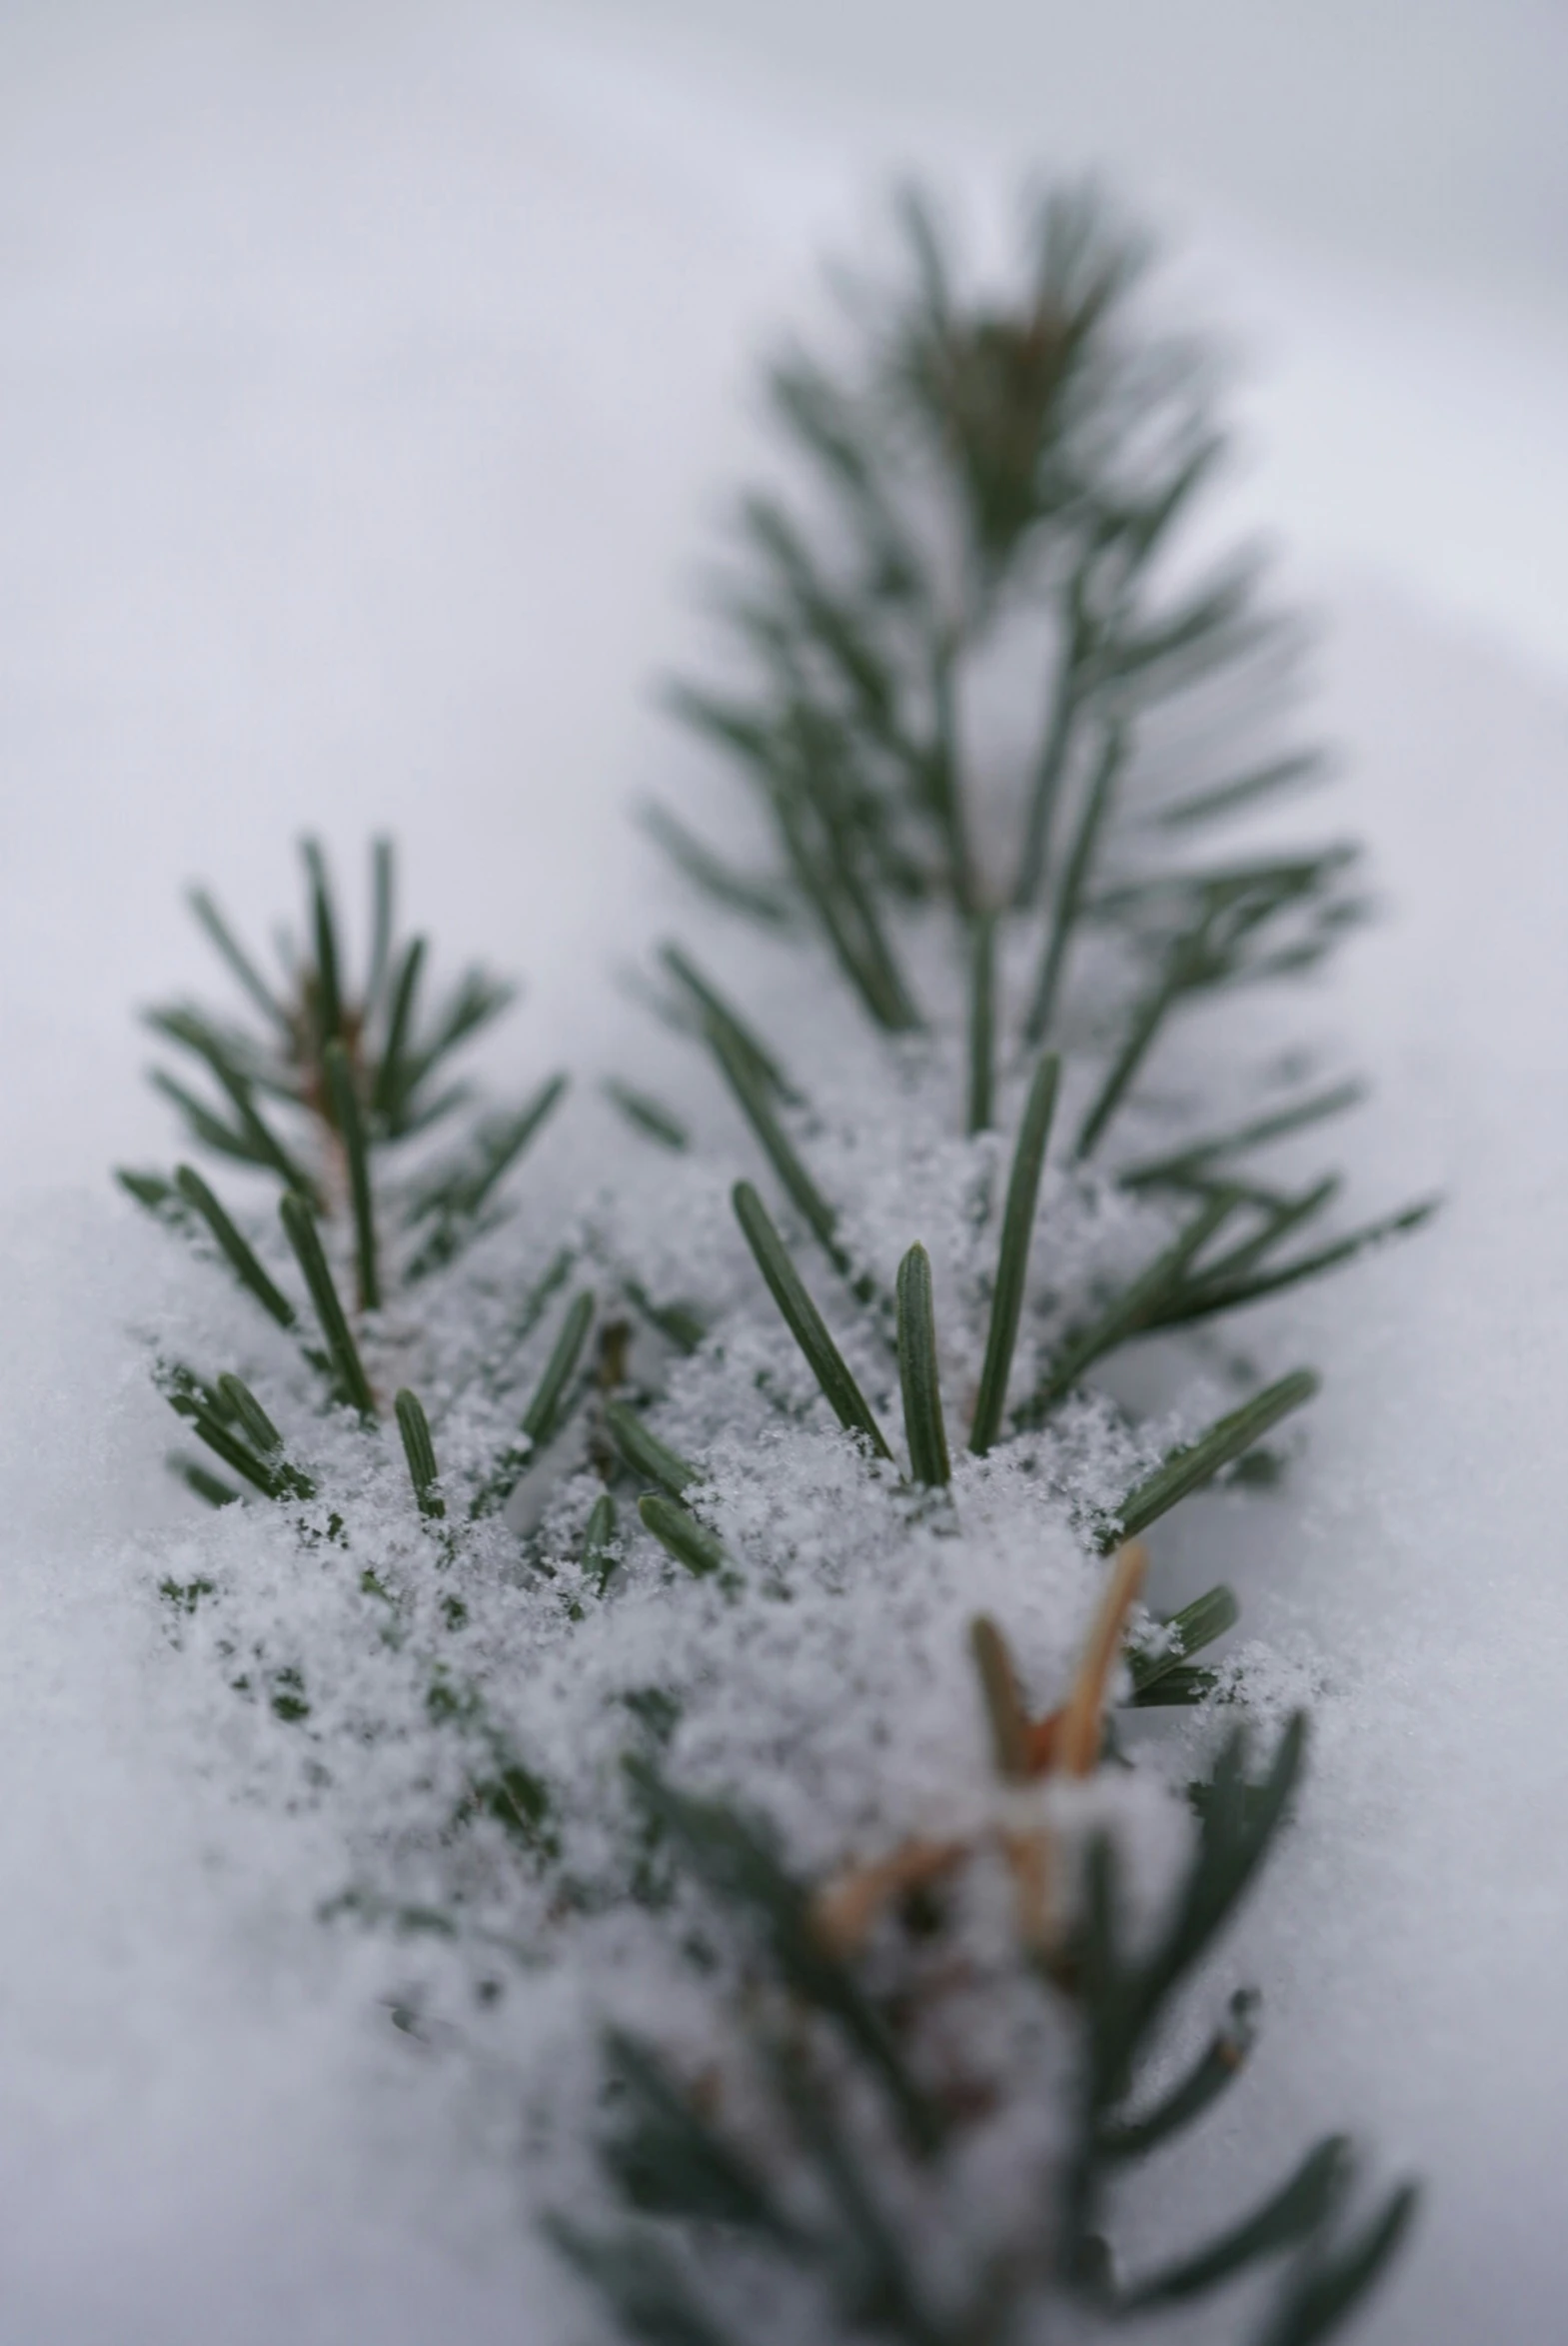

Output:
xmin=116 ymin=181 xmax=1425 ymax=2346
xmin=605 ymin=177 xmax=1424 ymax=2346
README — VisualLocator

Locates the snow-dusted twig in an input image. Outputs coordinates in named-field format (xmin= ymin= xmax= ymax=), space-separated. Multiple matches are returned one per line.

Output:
xmin=119 ymin=181 xmax=1428 ymax=2345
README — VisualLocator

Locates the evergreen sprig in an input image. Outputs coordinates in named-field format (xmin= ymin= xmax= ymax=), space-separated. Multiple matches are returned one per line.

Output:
xmin=120 ymin=839 xmax=568 ymax=1452
xmin=557 ymin=1722 xmax=1414 ymax=2346
xmin=117 ymin=181 xmax=1425 ymax=2346
xmin=578 ymin=181 xmax=1426 ymax=2345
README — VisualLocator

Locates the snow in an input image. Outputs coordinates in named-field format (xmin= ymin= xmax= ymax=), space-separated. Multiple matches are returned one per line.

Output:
xmin=1 ymin=6 xmax=1567 ymax=2342
xmin=1140 ymin=587 xmax=1568 ymax=2340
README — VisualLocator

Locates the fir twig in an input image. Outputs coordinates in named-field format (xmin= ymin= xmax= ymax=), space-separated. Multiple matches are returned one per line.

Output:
xmin=173 ymin=1164 xmax=297 ymax=1326
xmin=395 ymin=1387 xmax=445 ymax=1520
xmin=280 ymin=1192 xmax=375 ymax=1418
xmin=1110 ymin=1371 xmax=1319 ymax=1544
xmin=122 ymin=175 xmax=1424 ymax=2346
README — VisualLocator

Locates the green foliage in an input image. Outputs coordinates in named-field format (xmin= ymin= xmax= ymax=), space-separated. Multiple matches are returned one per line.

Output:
xmin=522 ymin=1291 xmax=597 ymax=1450
xmin=158 ymin=1359 xmax=314 ymax=1503
xmin=1111 ymin=1372 xmax=1319 ymax=1545
xmin=894 ymin=1243 xmax=950 ymax=1486
xmin=608 ymin=1402 xmax=701 ymax=1499
xmin=705 ymin=1017 xmax=859 ymax=1292
xmin=626 ymin=1760 xmax=941 ymax=2153
xmin=964 ymin=910 xmax=995 ymax=1135
xmin=135 ymin=839 xmax=564 ymax=1331
xmin=172 ymin=1164 xmax=298 ymax=1326
xmin=325 ymin=1039 xmax=380 ymax=1309
xmin=968 ymin=1051 xmax=1058 ymax=1455
xmin=395 ymin=1387 xmax=445 ymax=1520
xmin=595 ymin=176 xmax=1426 ymax=2346
xmin=126 ymin=842 xmax=577 ymax=1525
xmin=563 ymin=1730 xmax=1415 ymax=2346
xmin=1023 ymin=721 xmax=1122 ymax=1045
xmin=660 ymin=943 xmax=795 ymax=1100
xmin=637 ymin=1494 xmax=728 ymax=1580
xmin=280 ymin=1190 xmax=375 ymax=1418
xmin=121 ymin=180 xmax=1424 ymax=2346
xmin=1025 ymin=1188 xmax=1243 ymax=1416
xmin=583 ymin=1492 xmax=621 ymax=1589
xmin=1126 ymin=1583 xmax=1240 ymax=1699
xmin=403 ymin=1076 xmax=567 ymax=1281
xmin=733 ymin=1181 xmax=890 ymax=1458
xmin=605 ymin=1079 xmax=693 ymax=1154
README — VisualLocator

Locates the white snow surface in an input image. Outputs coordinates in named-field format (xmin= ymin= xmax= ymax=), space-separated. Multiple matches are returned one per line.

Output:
xmin=1 ymin=8 xmax=1567 ymax=2343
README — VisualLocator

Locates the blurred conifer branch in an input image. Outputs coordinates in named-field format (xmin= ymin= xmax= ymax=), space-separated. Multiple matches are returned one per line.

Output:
xmin=589 ymin=179 xmax=1426 ymax=2343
